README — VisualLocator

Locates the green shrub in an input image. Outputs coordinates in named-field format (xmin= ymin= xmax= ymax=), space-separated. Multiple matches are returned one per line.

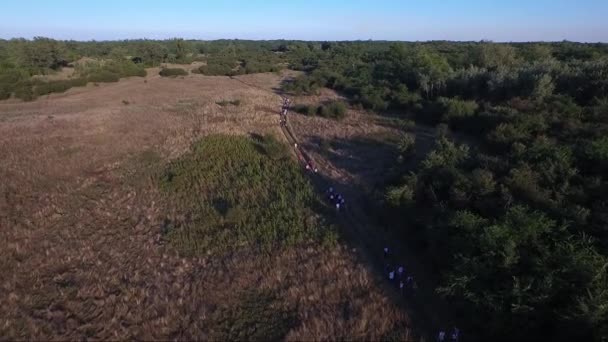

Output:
xmin=34 ymin=78 xmax=88 ymax=96
xmin=198 ymin=57 xmax=238 ymax=76
xmin=438 ymin=97 xmax=479 ymax=122
xmin=199 ymin=64 xmax=234 ymax=76
xmin=0 ymin=87 xmax=10 ymax=100
xmin=159 ymin=68 xmax=188 ymax=77
xmin=79 ymin=60 xmax=146 ymax=83
xmin=320 ymin=101 xmax=347 ymax=119
xmin=293 ymin=104 xmax=317 ymax=116
xmin=584 ymin=137 xmax=608 ymax=170
xmin=282 ymin=75 xmax=322 ymax=95
xmin=14 ymin=81 xmax=36 ymax=101
xmin=397 ymin=133 xmax=416 ymax=156
xmin=87 ymin=70 xmax=120 ymax=83
xmin=159 ymin=134 xmax=335 ymax=255
xmin=293 ymin=101 xmax=347 ymax=120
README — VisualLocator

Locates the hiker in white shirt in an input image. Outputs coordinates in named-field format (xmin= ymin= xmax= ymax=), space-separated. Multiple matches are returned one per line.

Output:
xmin=450 ymin=327 xmax=460 ymax=342
xmin=397 ymin=266 xmax=404 ymax=279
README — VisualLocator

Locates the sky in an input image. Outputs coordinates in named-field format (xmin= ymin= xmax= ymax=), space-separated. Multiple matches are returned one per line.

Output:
xmin=0 ymin=0 xmax=607 ymax=42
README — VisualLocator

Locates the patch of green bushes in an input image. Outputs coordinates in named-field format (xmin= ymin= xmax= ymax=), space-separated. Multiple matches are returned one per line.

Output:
xmin=437 ymin=97 xmax=479 ymax=122
xmin=293 ymin=104 xmax=317 ymax=116
xmin=79 ymin=60 xmax=146 ymax=83
xmin=14 ymin=81 xmax=36 ymax=101
xmin=159 ymin=67 xmax=188 ymax=77
xmin=198 ymin=57 xmax=238 ymax=76
xmin=283 ymin=75 xmax=322 ymax=95
xmin=159 ymin=134 xmax=336 ymax=255
xmin=34 ymin=78 xmax=88 ymax=96
xmin=86 ymin=70 xmax=120 ymax=83
xmin=293 ymin=101 xmax=347 ymax=120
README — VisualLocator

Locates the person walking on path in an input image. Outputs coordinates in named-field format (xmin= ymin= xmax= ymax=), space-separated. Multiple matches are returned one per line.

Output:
xmin=450 ymin=327 xmax=460 ymax=342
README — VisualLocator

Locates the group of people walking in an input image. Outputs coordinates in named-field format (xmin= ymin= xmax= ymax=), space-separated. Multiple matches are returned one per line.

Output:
xmin=385 ymin=246 xmax=461 ymax=342
xmin=326 ymin=187 xmax=346 ymax=211
xmin=383 ymin=247 xmax=417 ymax=297
xmin=281 ymin=97 xmax=318 ymax=173
xmin=279 ymin=96 xmax=461 ymax=341
xmin=437 ymin=327 xmax=460 ymax=342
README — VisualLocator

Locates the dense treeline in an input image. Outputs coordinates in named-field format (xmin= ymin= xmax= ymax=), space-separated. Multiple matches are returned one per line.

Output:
xmin=282 ymin=41 xmax=608 ymax=341
xmin=1 ymin=37 xmax=607 ymax=340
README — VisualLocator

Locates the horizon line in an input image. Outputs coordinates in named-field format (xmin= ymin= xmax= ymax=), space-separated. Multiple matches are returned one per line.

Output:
xmin=1 ymin=36 xmax=607 ymax=44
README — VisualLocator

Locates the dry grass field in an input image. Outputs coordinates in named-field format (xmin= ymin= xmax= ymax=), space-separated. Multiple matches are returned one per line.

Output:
xmin=0 ymin=70 xmax=414 ymax=340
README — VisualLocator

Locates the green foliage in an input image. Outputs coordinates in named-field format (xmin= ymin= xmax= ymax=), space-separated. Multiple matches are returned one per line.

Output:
xmin=437 ymin=97 xmax=479 ymax=123
xmin=14 ymin=81 xmax=36 ymax=101
xmin=134 ymin=41 xmax=168 ymax=66
xmin=159 ymin=67 xmax=188 ymax=77
xmin=282 ymin=75 xmax=323 ymax=95
xmin=293 ymin=101 xmax=347 ymax=120
xmin=74 ymin=59 xmax=147 ymax=84
xmin=34 ymin=78 xmax=88 ymax=96
xmin=86 ymin=70 xmax=120 ymax=83
xmin=159 ymin=135 xmax=335 ymax=255
xmin=197 ymin=50 xmax=282 ymax=76
xmin=0 ymin=67 xmax=28 ymax=100
xmin=471 ymin=42 xmax=521 ymax=69
xmin=421 ymin=137 xmax=470 ymax=170
xmin=18 ymin=37 xmax=67 ymax=73
xmin=2 ymin=37 xmax=608 ymax=340
xmin=173 ymin=38 xmax=192 ymax=63
xmin=585 ymin=137 xmax=608 ymax=168
xmin=198 ymin=57 xmax=237 ymax=76
xmin=317 ymin=101 xmax=347 ymax=119
xmin=387 ymin=130 xmax=606 ymax=340
xmin=293 ymin=104 xmax=317 ymax=116
xmin=397 ymin=133 xmax=416 ymax=157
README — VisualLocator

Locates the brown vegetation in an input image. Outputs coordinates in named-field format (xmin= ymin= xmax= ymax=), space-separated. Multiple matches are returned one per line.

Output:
xmin=0 ymin=71 xmax=412 ymax=340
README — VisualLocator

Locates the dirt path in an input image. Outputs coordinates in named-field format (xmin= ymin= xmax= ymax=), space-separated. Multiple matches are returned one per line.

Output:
xmin=258 ymin=84 xmax=462 ymax=341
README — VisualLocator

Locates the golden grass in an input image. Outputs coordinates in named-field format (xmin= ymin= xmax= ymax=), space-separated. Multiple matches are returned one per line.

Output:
xmin=0 ymin=71 xmax=413 ymax=340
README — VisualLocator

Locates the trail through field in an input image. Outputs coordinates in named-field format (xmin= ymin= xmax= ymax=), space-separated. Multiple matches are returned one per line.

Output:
xmin=0 ymin=70 xmax=412 ymax=340
xmin=230 ymin=72 xmax=460 ymax=341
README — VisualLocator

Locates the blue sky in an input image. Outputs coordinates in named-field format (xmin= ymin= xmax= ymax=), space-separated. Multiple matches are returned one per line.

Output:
xmin=1 ymin=0 xmax=606 ymax=42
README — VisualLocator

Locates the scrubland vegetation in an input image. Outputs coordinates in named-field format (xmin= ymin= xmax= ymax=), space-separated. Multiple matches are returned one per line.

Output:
xmin=159 ymin=134 xmax=336 ymax=255
xmin=2 ymin=36 xmax=608 ymax=341
xmin=159 ymin=67 xmax=188 ymax=77
xmin=293 ymin=100 xmax=347 ymax=120
xmin=282 ymin=40 xmax=608 ymax=341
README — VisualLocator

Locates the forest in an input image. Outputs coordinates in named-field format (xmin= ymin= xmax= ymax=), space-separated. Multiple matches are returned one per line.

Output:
xmin=1 ymin=37 xmax=607 ymax=341
xmin=285 ymin=40 xmax=608 ymax=342
xmin=283 ymin=40 xmax=608 ymax=341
